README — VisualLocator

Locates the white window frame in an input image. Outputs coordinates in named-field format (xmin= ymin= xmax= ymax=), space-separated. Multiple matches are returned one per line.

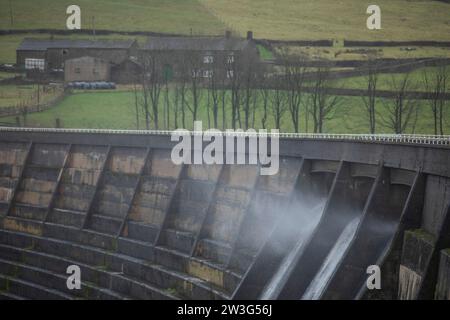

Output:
xmin=25 ymin=58 xmax=45 ymax=71
xmin=203 ymin=55 xmax=214 ymax=64
xmin=203 ymin=70 xmax=213 ymax=78
xmin=192 ymin=70 xmax=201 ymax=78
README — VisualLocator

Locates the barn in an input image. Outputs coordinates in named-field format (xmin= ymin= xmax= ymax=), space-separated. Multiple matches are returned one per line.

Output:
xmin=16 ymin=38 xmax=138 ymax=71
xmin=111 ymin=58 xmax=142 ymax=84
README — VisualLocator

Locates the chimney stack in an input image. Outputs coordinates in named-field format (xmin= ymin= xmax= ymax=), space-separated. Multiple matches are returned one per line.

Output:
xmin=225 ymin=30 xmax=232 ymax=39
xmin=247 ymin=31 xmax=253 ymax=40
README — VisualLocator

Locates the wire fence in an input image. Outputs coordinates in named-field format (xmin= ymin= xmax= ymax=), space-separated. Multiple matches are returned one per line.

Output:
xmin=0 ymin=89 xmax=66 ymax=117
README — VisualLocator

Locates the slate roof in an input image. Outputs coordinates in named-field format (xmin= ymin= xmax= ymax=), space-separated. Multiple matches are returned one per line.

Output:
xmin=17 ymin=38 xmax=136 ymax=51
xmin=142 ymin=36 xmax=252 ymax=51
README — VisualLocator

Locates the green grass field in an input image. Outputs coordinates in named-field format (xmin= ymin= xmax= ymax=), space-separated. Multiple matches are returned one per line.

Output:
xmin=0 ymin=90 xmax=447 ymax=134
xmin=1 ymin=0 xmax=449 ymax=41
xmin=330 ymin=66 xmax=447 ymax=91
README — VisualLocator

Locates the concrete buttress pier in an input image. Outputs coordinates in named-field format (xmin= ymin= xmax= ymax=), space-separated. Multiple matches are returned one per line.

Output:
xmin=435 ymin=249 xmax=450 ymax=299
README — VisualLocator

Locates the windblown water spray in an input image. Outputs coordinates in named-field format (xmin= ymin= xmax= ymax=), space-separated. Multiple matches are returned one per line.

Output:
xmin=302 ymin=215 xmax=362 ymax=300
xmin=260 ymin=202 xmax=326 ymax=300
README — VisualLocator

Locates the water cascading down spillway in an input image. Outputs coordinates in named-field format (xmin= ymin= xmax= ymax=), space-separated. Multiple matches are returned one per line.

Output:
xmin=233 ymin=159 xmax=337 ymax=299
xmin=302 ymin=215 xmax=362 ymax=300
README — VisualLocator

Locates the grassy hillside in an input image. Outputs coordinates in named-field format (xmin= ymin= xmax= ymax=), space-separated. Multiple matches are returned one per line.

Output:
xmin=1 ymin=0 xmax=449 ymax=41
xmin=199 ymin=0 xmax=450 ymax=41
xmin=0 ymin=0 xmax=225 ymax=35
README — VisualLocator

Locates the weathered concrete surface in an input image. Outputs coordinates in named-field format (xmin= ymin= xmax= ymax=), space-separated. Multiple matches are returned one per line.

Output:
xmin=435 ymin=249 xmax=450 ymax=299
xmin=0 ymin=130 xmax=449 ymax=300
xmin=398 ymin=229 xmax=436 ymax=300
xmin=421 ymin=176 xmax=450 ymax=236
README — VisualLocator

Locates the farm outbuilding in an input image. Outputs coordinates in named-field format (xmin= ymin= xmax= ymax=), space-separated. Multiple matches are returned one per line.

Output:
xmin=111 ymin=58 xmax=142 ymax=84
xmin=64 ymin=56 xmax=110 ymax=82
xmin=16 ymin=38 xmax=138 ymax=71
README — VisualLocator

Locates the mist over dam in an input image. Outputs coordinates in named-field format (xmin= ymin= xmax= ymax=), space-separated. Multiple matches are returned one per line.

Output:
xmin=0 ymin=128 xmax=449 ymax=300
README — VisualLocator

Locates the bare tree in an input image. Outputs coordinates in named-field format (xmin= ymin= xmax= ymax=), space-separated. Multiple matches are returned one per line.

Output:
xmin=21 ymin=106 xmax=28 ymax=127
xmin=226 ymin=48 xmax=259 ymax=130
xmin=250 ymin=85 xmax=258 ymax=128
xmin=132 ymin=79 xmax=140 ymax=129
xmin=241 ymin=55 xmax=260 ymax=129
xmin=172 ymin=85 xmax=180 ymax=129
xmin=137 ymin=66 xmax=151 ymax=130
xmin=137 ymin=54 xmax=163 ymax=129
xmin=175 ymin=54 xmax=189 ymax=128
xmin=270 ymin=77 xmax=288 ymax=130
xmin=283 ymin=54 xmax=307 ymax=133
xmin=185 ymin=52 xmax=203 ymax=125
xmin=258 ymin=74 xmax=270 ymax=129
xmin=423 ymin=65 xmax=448 ymax=135
xmin=379 ymin=72 xmax=418 ymax=134
xmin=308 ymin=67 xmax=341 ymax=133
xmin=220 ymin=83 xmax=228 ymax=130
xmin=361 ymin=61 xmax=380 ymax=134
xmin=207 ymin=55 xmax=223 ymax=129
xmin=163 ymin=76 xmax=170 ymax=129
xmin=228 ymin=56 xmax=242 ymax=129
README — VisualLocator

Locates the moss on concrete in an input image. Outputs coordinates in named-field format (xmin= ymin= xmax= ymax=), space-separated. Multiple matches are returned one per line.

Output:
xmin=406 ymin=229 xmax=435 ymax=245
xmin=111 ymin=239 xmax=118 ymax=252
xmin=165 ymin=288 xmax=178 ymax=296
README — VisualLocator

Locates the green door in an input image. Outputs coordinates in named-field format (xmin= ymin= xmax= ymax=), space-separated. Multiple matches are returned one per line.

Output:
xmin=163 ymin=64 xmax=173 ymax=81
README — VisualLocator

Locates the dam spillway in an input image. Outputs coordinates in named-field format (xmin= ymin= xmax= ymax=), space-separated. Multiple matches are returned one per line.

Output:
xmin=0 ymin=128 xmax=449 ymax=300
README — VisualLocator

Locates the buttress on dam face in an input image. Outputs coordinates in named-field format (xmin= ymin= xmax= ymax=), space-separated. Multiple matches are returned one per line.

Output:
xmin=0 ymin=128 xmax=449 ymax=300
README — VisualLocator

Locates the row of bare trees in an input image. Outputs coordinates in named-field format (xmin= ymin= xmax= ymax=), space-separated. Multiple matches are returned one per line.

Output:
xmin=423 ymin=66 xmax=448 ymax=135
xmin=362 ymin=63 xmax=449 ymax=135
xmin=132 ymin=52 xmax=449 ymax=135
xmin=132 ymin=51 xmax=344 ymax=133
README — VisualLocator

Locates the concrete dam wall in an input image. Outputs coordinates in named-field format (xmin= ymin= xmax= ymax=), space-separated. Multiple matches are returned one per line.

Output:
xmin=0 ymin=128 xmax=449 ymax=300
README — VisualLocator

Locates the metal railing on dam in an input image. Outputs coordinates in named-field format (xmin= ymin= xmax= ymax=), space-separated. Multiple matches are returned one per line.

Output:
xmin=0 ymin=126 xmax=449 ymax=300
xmin=1 ymin=126 xmax=449 ymax=146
